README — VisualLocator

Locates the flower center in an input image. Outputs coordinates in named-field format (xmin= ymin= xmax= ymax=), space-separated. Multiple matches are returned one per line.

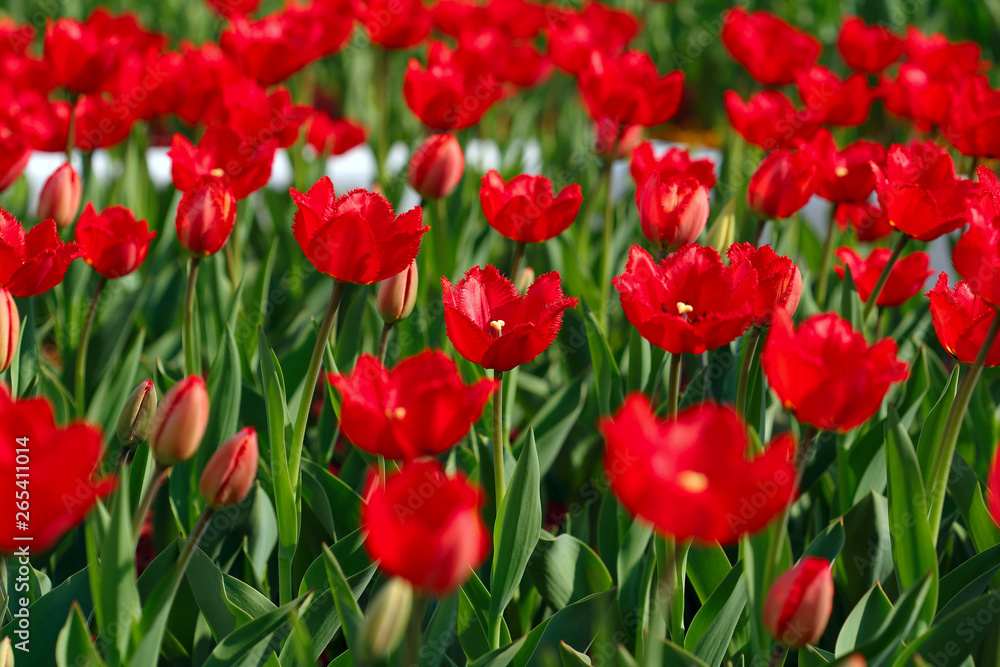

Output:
xmin=676 ymin=302 xmax=694 ymax=315
xmin=490 ymin=320 xmax=505 ymax=337
xmin=676 ymin=470 xmax=709 ymax=493
xmin=834 ymin=166 xmax=849 ymax=177
xmin=209 ymin=167 xmax=225 ymax=178
xmin=385 ymin=407 xmax=406 ymax=420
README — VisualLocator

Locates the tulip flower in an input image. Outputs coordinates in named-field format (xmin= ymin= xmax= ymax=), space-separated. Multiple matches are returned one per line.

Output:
xmin=479 ymin=171 xmax=583 ymax=244
xmin=0 ymin=209 xmax=82 ymax=298
xmin=403 ymin=42 xmax=503 ymax=131
xmin=795 ymin=66 xmax=874 ymax=127
xmin=169 ymin=125 xmax=276 ymax=200
xmin=599 ymin=395 xmax=797 ymax=544
xmin=613 ymin=244 xmax=757 ymax=355
xmin=834 ymin=247 xmax=932 ymax=307
xmin=800 ymin=130 xmax=885 ymax=204
xmin=0 ymin=288 xmax=18 ymax=373
xmin=746 ymin=149 xmax=818 ymax=221
xmin=0 ymin=382 xmax=114 ymax=553
xmin=456 ymin=28 xmax=552 ymax=89
xmin=75 ymin=203 xmax=156 ymax=279
xmin=408 ymin=134 xmax=465 ymax=200
xmin=635 ymin=174 xmax=709 ymax=252
xmin=200 ymin=427 xmax=259 ymax=508
xmin=150 ymin=375 xmax=210 ymax=466
xmin=74 ymin=94 xmax=138 ymax=152
xmin=117 ymin=380 xmax=158 ymax=449
xmin=762 ymin=311 xmax=909 ymax=432
xmin=837 ymin=16 xmax=904 ymax=73
xmin=721 ymin=7 xmax=820 ymax=86
xmin=577 ymin=50 xmax=684 ymax=128
xmin=630 ymin=141 xmax=716 ymax=190
xmin=442 ymin=265 xmax=578 ymax=372
xmin=835 ymin=202 xmax=893 ymax=242
xmin=306 ymin=111 xmax=367 ymax=157
xmin=727 ymin=244 xmax=802 ymax=327
xmin=880 ymin=64 xmax=953 ymax=130
xmin=361 ymin=460 xmax=490 ymax=594
xmin=942 ymin=75 xmax=1000 ymax=159
xmin=328 ymin=351 xmax=498 ymax=460
xmin=376 ymin=261 xmax=418 ymax=326
xmin=211 ymin=84 xmax=311 ymax=149
xmin=353 ymin=0 xmax=432 ymax=49
xmin=905 ymin=26 xmax=982 ymax=76
xmin=927 ymin=273 xmax=1000 ymax=367
xmin=37 ymin=163 xmax=82 ymax=229
xmin=205 ymin=0 xmax=260 ymax=17
xmin=595 ymin=117 xmax=643 ymax=161
xmin=973 ymin=166 xmax=1000 ymax=223
xmin=175 ymin=175 xmax=237 ymax=258
xmin=0 ymin=127 xmax=30 ymax=192
xmin=725 ymin=90 xmax=820 ymax=152
xmin=545 ymin=2 xmax=638 ymax=75
xmin=290 ymin=176 xmax=428 ymax=285
xmin=763 ymin=557 xmax=835 ymax=647
xmin=952 ymin=221 xmax=1000 ymax=310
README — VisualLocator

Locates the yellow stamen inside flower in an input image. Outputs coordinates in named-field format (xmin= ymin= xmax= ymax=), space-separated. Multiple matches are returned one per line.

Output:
xmin=834 ymin=166 xmax=849 ymax=177
xmin=676 ymin=302 xmax=694 ymax=315
xmin=386 ymin=407 xmax=406 ymax=420
xmin=490 ymin=320 xmax=505 ymax=337
xmin=210 ymin=167 xmax=225 ymax=178
xmin=676 ymin=470 xmax=709 ymax=493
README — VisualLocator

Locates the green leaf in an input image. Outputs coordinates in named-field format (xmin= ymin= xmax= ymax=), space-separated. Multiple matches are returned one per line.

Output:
xmin=627 ymin=327 xmax=651 ymax=393
xmin=199 ymin=324 xmax=242 ymax=464
xmin=490 ymin=429 xmax=542 ymax=620
xmin=96 ymin=464 xmax=140 ymax=665
xmin=510 ymin=378 xmax=586 ymax=476
xmin=513 ymin=589 xmax=615 ymax=667
xmin=890 ymin=590 xmax=1000 ymax=667
xmin=301 ymin=459 xmax=362 ymax=541
xmin=1 ymin=567 xmax=92 ymax=656
xmin=186 ymin=546 xmax=276 ymax=639
xmin=460 ymin=569 xmax=511 ymax=661
xmin=686 ymin=545 xmax=732 ymax=604
xmin=838 ymin=265 xmax=865 ymax=334
xmin=917 ymin=365 xmax=959 ymax=488
xmin=803 ymin=518 xmax=846 ymax=562
xmin=936 ymin=542 xmax=1000 ymax=618
xmin=840 ymin=573 xmax=933 ymax=664
xmin=420 ymin=593 xmax=459 ymax=667
xmin=885 ymin=406 xmax=938 ymax=630
xmin=835 ymin=583 xmax=893 ymax=655
xmin=201 ymin=596 xmax=307 ymax=667
xmin=835 ymin=492 xmax=892 ymax=607
xmin=56 ymin=604 xmax=106 ymax=667
xmin=322 ymin=544 xmax=365 ymax=657
xmin=651 ymin=639 xmax=711 ymax=667
xmin=684 ymin=560 xmax=746 ymax=666
xmin=583 ymin=306 xmax=623 ymax=415
xmin=559 ymin=642 xmax=593 ymax=666
xmin=527 ymin=532 xmax=613 ymax=609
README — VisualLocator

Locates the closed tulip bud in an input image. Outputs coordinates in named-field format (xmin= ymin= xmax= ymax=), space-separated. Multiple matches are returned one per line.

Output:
xmin=407 ymin=133 xmax=465 ymax=200
xmin=376 ymin=260 xmax=418 ymax=324
xmin=0 ymin=288 xmax=19 ymax=373
xmin=763 ymin=557 xmax=834 ymax=648
xmin=175 ymin=174 xmax=237 ymax=257
xmin=117 ymin=380 xmax=158 ymax=448
xmin=199 ymin=427 xmax=258 ymax=507
xmin=636 ymin=174 xmax=710 ymax=251
xmin=515 ymin=266 xmax=534 ymax=293
xmin=150 ymin=376 xmax=209 ymax=465
xmin=37 ymin=163 xmax=82 ymax=228
xmin=0 ymin=636 xmax=11 ymax=667
xmin=361 ymin=577 xmax=414 ymax=661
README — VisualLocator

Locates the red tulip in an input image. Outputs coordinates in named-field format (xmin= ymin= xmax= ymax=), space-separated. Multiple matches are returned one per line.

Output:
xmin=546 ymin=2 xmax=638 ymax=75
xmin=635 ymin=174 xmax=709 ymax=251
xmin=484 ymin=0 xmax=546 ymax=40
xmin=306 ymin=111 xmax=367 ymax=156
xmin=835 ymin=201 xmax=893 ymax=242
xmin=75 ymin=203 xmax=156 ymax=279
xmin=904 ymin=27 xmax=982 ymax=78
xmin=408 ymin=134 xmax=465 ymax=200
xmin=747 ymin=150 xmax=818 ymax=220
xmin=176 ymin=176 xmax=237 ymax=258
xmin=762 ymin=311 xmax=909 ymax=432
xmin=763 ymin=557 xmax=835 ymax=648
xmin=150 ymin=375 xmax=210 ymax=465
xmin=0 ymin=211 xmax=82 ymax=298
xmin=353 ymin=0 xmax=432 ymax=49
xmin=37 ymin=163 xmax=82 ymax=229
xmin=795 ymin=66 xmax=873 ymax=127
xmin=613 ymin=244 xmax=756 ymax=354
xmin=163 ymin=43 xmax=244 ymax=127
xmin=403 ymin=42 xmax=503 ymax=131
xmin=291 ymin=176 xmax=427 ymax=284
xmin=169 ymin=125 xmax=276 ymax=200
xmin=927 ymin=273 xmax=1000 ymax=367
xmin=872 ymin=141 xmax=979 ymax=241
xmin=328 ymin=351 xmax=498 ymax=460
xmin=721 ymin=7 xmax=820 ymax=86
xmin=577 ymin=50 xmax=684 ymax=128
xmin=594 ymin=119 xmax=643 ymax=160
xmin=376 ymin=260 xmax=418 ymax=324
xmin=456 ymin=28 xmax=552 ymax=89
xmin=0 ymin=289 xmax=18 ymax=373
xmin=0 ymin=126 xmax=30 ymax=192
xmin=942 ymin=75 xmax=1000 ymax=159
xmin=599 ymin=395 xmax=796 ymax=544
xmin=0 ymin=383 xmax=114 ymax=553
xmin=361 ymin=460 xmax=490 ymax=594
xmin=13 ymin=92 xmax=71 ymax=153
xmin=724 ymin=90 xmax=820 ymax=152
xmin=952 ymin=217 xmax=1000 ymax=309
xmin=880 ymin=64 xmax=953 ymax=130
xmin=442 ymin=265 xmax=577 ymax=371
xmin=479 ymin=171 xmax=582 ymax=243
xmin=200 ymin=427 xmax=259 ymax=508
xmin=989 ymin=446 xmax=1000 ymax=528
xmin=205 ymin=0 xmax=260 ymax=17
xmin=73 ymin=93 xmax=138 ymax=151
xmin=630 ymin=141 xmax=716 ymax=190
xmin=430 ymin=0 xmax=485 ymax=38
xmin=834 ymin=247 xmax=931 ymax=307
xmin=837 ymin=16 xmax=904 ymax=73
xmin=211 ymin=83 xmax=312 ymax=150
xmin=799 ymin=130 xmax=885 ymax=204
xmin=974 ymin=166 xmax=1000 ymax=223
xmin=727 ymin=243 xmax=802 ymax=327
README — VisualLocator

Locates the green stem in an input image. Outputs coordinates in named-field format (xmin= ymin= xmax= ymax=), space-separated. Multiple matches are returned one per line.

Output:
xmin=492 ymin=370 xmax=505 ymax=507
xmin=289 ymin=281 xmax=347 ymax=487
xmin=509 ymin=240 xmax=526 ymax=281
xmin=751 ymin=217 xmax=766 ymax=246
xmin=654 ymin=537 xmax=682 ymax=641
xmin=488 ymin=612 xmax=502 ymax=650
xmin=816 ymin=211 xmax=837 ymax=305
xmin=376 ymin=48 xmax=390 ymax=187
xmin=75 ymin=277 xmax=106 ymax=417
xmin=767 ymin=642 xmax=787 ymax=667
xmin=666 ymin=353 xmax=682 ymax=416
xmin=598 ymin=136 xmax=620 ymax=330
xmin=862 ymin=233 xmax=908 ymax=320
xmin=183 ymin=257 xmax=201 ymax=377
xmin=133 ymin=462 xmax=170 ymax=542
xmin=435 ymin=197 xmax=449 ymax=280
xmin=377 ymin=322 xmax=392 ymax=364
xmin=927 ymin=309 xmax=1000 ymax=540
xmin=66 ymin=94 xmax=78 ymax=158
xmin=735 ymin=327 xmax=762 ymax=420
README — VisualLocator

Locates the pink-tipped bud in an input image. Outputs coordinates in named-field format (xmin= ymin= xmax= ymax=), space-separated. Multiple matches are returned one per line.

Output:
xmin=407 ymin=133 xmax=464 ymax=200
xmin=763 ymin=556 xmax=835 ymax=648
xmin=176 ymin=175 xmax=237 ymax=257
xmin=0 ymin=288 xmax=19 ymax=373
xmin=117 ymin=380 xmax=158 ymax=448
xmin=150 ymin=375 xmax=209 ymax=465
xmin=515 ymin=267 xmax=534 ymax=294
xmin=200 ymin=426 xmax=259 ymax=507
xmin=376 ymin=259 xmax=418 ymax=324
xmin=595 ymin=119 xmax=643 ymax=159
xmin=37 ymin=163 xmax=83 ymax=228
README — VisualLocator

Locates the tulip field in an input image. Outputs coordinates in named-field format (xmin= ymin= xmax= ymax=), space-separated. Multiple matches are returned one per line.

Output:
xmin=5 ymin=0 xmax=1000 ymax=665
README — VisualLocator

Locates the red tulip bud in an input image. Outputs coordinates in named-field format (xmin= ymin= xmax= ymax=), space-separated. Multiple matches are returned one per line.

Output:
xmin=636 ymin=173 xmax=710 ymax=251
xmin=763 ymin=557 xmax=834 ymax=648
xmin=37 ymin=163 xmax=82 ymax=229
xmin=376 ymin=260 xmax=418 ymax=324
xmin=595 ymin=118 xmax=643 ymax=159
xmin=150 ymin=375 xmax=209 ymax=465
xmin=407 ymin=133 xmax=465 ymax=200
xmin=175 ymin=175 xmax=237 ymax=257
xmin=199 ymin=427 xmax=259 ymax=507
xmin=514 ymin=266 xmax=535 ymax=294
xmin=0 ymin=288 xmax=19 ymax=373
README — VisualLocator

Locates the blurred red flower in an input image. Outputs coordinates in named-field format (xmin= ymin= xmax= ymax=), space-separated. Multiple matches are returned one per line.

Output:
xmin=546 ymin=2 xmax=639 ymax=75
xmin=169 ymin=125 xmax=276 ymax=199
xmin=800 ymin=130 xmax=885 ymax=204
xmin=721 ymin=7 xmax=820 ymax=86
xmin=630 ymin=142 xmax=715 ymax=189
xmin=456 ymin=28 xmax=552 ymax=89
xmin=353 ymin=0 xmax=432 ymax=49
xmin=835 ymin=201 xmax=893 ymax=241
xmin=306 ymin=111 xmax=367 ymax=156
xmin=0 ymin=126 xmax=29 ymax=192
xmin=952 ymin=220 xmax=1000 ymax=309
xmin=75 ymin=203 xmax=156 ymax=279
xmin=724 ymin=90 xmax=819 ymax=152
xmin=211 ymin=83 xmax=312 ymax=149
xmin=577 ymin=50 xmax=684 ymax=128
xmin=942 ymin=75 xmax=1000 ymax=159
xmin=837 ymin=16 xmax=903 ymax=73
xmin=747 ymin=149 xmax=818 ymax=220
xmin=205 ymin=0 xmax=260 ymax=17
xmin=403 ymin=42 xmax=502 ymax=130
xmin=795 ymin=66 xmax=873 ymax=127
xmin=0 ymin=211 xmax=82 ymax=297
xmin=834 ymin=247 xmax=932 ymax=307
xmin=407 ymin=133 xmax=464 ymax=200
xmin=480 ymin=170 xmax=582 ymax=243
xmin=727 ymin=243 xmax=802 ymax=327
xmin=927 ymin=273 xmax=1000 ymax=367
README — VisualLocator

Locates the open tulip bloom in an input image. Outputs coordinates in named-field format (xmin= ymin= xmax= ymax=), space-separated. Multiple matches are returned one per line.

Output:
xmin=6 ymin=4 xmax=1000 ymax=666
